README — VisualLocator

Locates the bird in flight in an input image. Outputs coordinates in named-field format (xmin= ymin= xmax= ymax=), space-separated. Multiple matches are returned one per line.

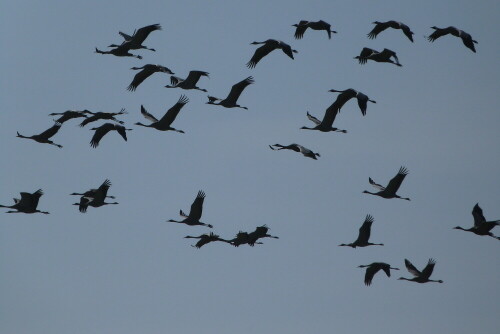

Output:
xmin=184 ymin=232 xmax=230 ymax=248
xmin=269 ymin=143 xmax=320 ymax=160
xmin=363 ymin=166 xmax=410 ymax=200
xmin=16 ymin=122 xmax=63 ymax=148
xmin=355 ymin=47 xmax=402 ymax=66
xmin=427 ymin=26 xmax=477 ymax=53
xmin=399 ymin=259 xmax=443 ymax=284
xmin=165 ymin=70 xmax=209 ymax=92
xmin=453 ymin=204 xmax=499 ymax=240
xmin=109 ymin=24 xmax=162 ymax=52
xmin=136 ymin=95 xmax=189 ymax=133
xmin=328 ymin=88 xmax=376 ymax=116
xmin=167 ymin=191 xmax=212 ymax=228
xmin=0 ymin=189 xmax=49 ymax=214
xmin=127 ymin=64 xmax=174 ymax=91
xmin=367 ymin=21 xmax=414 ymax=42
xmin=358 ymin=262 xmax=399 ymax=286
xmin=339 ymin=215 xmax=384 ymax=248
xmin=292 ymin=20 xmax=337 ymax=39
xmin=246 ymin=39 xmax=297 ymax=68
xmin=79 ymin=109 xmax=127 ymax=127
xmin=206 ymin=76 xmax=254 ymax=110
xmin=89 ymin=123 xmax=131 ymax=148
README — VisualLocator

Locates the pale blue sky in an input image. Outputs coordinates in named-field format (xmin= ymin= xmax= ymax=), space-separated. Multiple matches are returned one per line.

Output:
xmin=1 ymin=1 xmax=499 ymax=333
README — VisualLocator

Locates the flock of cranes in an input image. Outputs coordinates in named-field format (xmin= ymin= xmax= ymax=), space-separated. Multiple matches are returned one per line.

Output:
xmin=5 ymin=17 xmax=497 ymax=288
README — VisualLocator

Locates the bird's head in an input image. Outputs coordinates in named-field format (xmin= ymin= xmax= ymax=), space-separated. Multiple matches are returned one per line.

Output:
xmin=372 ymin=21 xmax=381 ymax=24
xmin=362 ymin=190 xmax=370 ymax=194
xmin=250 ymin=41 xmax=260 ymax=45
xmin=430 ymin=26 xmax=438 ymax=30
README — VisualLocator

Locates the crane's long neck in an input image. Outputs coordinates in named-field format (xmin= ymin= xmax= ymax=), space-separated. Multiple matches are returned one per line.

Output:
xmin=135 ymin=122 xmax=152 ymax=127
xmin=363 ymin=191 xmax=379 ymax=196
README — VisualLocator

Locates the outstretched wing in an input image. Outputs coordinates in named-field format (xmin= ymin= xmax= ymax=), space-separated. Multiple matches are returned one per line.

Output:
xmin=368 ymin=177 xmax=385 ymax=191
xmin=38 ymin=122 xmax=62 ymax=139
xmin=247 ymin=43 xmax=277 ymax=69
xmin=90 ymin=123 xmax=114 ymax=148
xmin=294 ymin=21 xmax=309 ymax=39
xmin=183 ymin=71 xmax=209 ymax=86
xmin=472 ymin=203 xmax=486 ymax=227
xmin=224 ymin=76 xmax=254 ymax=105
xmin=132 ymin=24 xmax=162 ymax=44
xmin=367 ymin=22 xmax=389 ymax=39
xmin=427 ymin=27 xmax=451 ymax=42
xmin=157 ymin=95 xmax=189 ymax=126
xmin=127 ymin=68 xmax=154 ymax=91
xmin=400 ymin=23 xmax=414 ymax=42
xmin=384 ymin=166 xmax=409 ymax=194
xmin=356 ymin=47 xmax=375 ymax=64
xmin=306 ymin=111 xmax=321 ymax=125
xmin=364 ymin=265 xmax=381 ymax=286
xmin=188 ymin=190 xmax=206 ymax=221
xmin=421 ymin=259 xmax=437 ymax=280
xmin=355 ymin=214 xmax=374 ymax=244
xmin=404 ymin=259 xmax=421 ymax=277
xmin=140 ymin=105 xmax=159 ymax=123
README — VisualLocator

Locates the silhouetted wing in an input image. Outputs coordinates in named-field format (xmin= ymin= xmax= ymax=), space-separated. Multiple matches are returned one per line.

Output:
xmin=331 ymin=89 xmax=357 ymax=112
xmin=140 ymin=105 xmax=159 ymax=123
xmin=184 ymin=71 xmax=209 ymax=86
xmin=306 ymin=112 xmax=321 ymax=125
xmin=170 ymin=76 xmax=182 ymax=86
xmin=384 ymin=166 xmax=409 ymax=194
xmin=356 ymin=214 xmax=374 ymax=244
xmin=90 ymin=123 xmax=114 ymax=148
xmin=421 ymin=259 xmax=436 ymax=279
xmin=115 ymin=125 xmax=128 ymax=141
xmin=369 ymin=177 xmax=385 ymax=191
xmin=404 ymin=259 xmax=421 ymax=277
xmin=381 ymin=264 xmax=391 ymax=277
xmin=127 ymin=68 xmax=155 ymax=91
xmin=188 ymin=190 xmax=205 ymax=221
xmin=427 ymin=27 xmax=450 ymax=42
xmin=247 ymin=43 xmax=276 ymax=68
xmin=364 ymin=265 xmax=381 ymax=286
xmin=19 ymin=189 xmax=43 ymax=209
xmin=321 ymin=103 xmax=340 ymax=127
xmin=180 ymin=210 xmax=189 ymax=218
xmin=224 ymin=76 xmax=254 ymax=105
xmin=279 ymin=42 xmax=295 ymax=59
xmin=356 ymin=92 xmax=370 ymax=116
xmin=401 ymin=24 xmax=414 ymax=42
xmin=119 ymin=31 xmax=133 ymax=41
xmin=472 ymin=203 xmax=486 ymax=227
xmin=357 ymin=47 xmax=375 ymax=64
xmin=207 ymin=95 xmax=220 ymax=103
xmin=294 ymin=21 xmax=309 ymax=39
xmin=38 ymin=123 xmax=62 ymax=139
xmin=54 ymin=111 xmax=86 ymax=123
xmin=367 ymin=22 xmax=389 ymax=39
xmin=132 ymin=24 xmax=161 ymax=44
xmin=79 ymin=116 xmax=99 ymax=127
xmin=460 ymin=32 xmax=477 ymax=52
xmin=157 ymin=95 xmax=189 ymax=126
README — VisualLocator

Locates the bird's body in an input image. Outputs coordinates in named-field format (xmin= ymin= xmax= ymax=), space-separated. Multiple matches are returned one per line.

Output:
xmin=95 ymin=45 xmax=142 ymax=59
xmin=358 ymin=262 xmax=399 ymax=286
xmin=165 ymin=71 xmax=209 ymax=92
xmin=399 ymin=259 xmax=443 ymax=283
xmin=292 ymin=20 xmax=337 ymax=39
xmin=339 ymin=215 xmax=383 ymax=248
xmin=328 ymin=89 xmax=376 ymax=116
xmin=355 ymin=47 xmax=402 ymax=66
xmin=0 ymin=189 xmax=49 ymax=214
xmin=301 ymin=107 xmax=347 ymax=133
xmin=206 ymin=76 xmax=254 ymax=110
xmin=90 ymin=123 xmax=131 ymax=148
xmin=427 ymin=26 xmax=477 ymax=53
xmin=454 ymin=204 xmax=500 ymax=240
xmin=184 ymin=232 xmax=229 ymax=248
xmin=269 ymin=143 xmax=320 ymax=160
xmin=368 ymin=21 xmax=414 ymax=42
xmin=49 ymin=110 xmax=89 ymax=124
xmin=72 ymin=180 xmax=117 ymax=213
xmin=168 ymin=191 xmax=212 ymax=228
xmin=16 ymin=122 xmax=63 ymax=148
xmin=135 ymin=95 xmax=188 ymax=133
xmin=246 ymin=39 xmax=297 ymax=68
xmin=363 ymin=166 xmax=410 ymax=200
xmin=109 ymin=24 xmax=161 ymax=52
xmin=79 ymin=109 xmax=127 ymax=127
xmin=127 ymin=64 xmax=174 ymax=91
xmin=247 ymin=225 xmax=279 ymax=246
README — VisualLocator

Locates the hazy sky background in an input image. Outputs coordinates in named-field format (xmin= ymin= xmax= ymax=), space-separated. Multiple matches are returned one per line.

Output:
xmin=1 ymin=1 xmax=499 ymax=333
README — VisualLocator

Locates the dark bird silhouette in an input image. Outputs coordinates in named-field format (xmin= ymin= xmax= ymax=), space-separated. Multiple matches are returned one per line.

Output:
xmin=292 ymin=20 xmax=337 ymax=39
xmin=355 ymin=47 xmax=402 ymax=66
xmin=49 ymin=110 xmax=89 ymax=124
xmin=246 ymin=39 xmax=297 ymax=68
xmin=399 ymin=259 xmax=443 ymax=283
xmin=358 ymin=262 xmax=400 ymax=286
xmin=339 ymin=215 xmax=384 ymax=248
xmin=300 ymin=108 xmax=347 ymax=133
xmin=17 ymin=122 xmax=63 ymax=148
xmin=363 ymin=166 xmax=410 ymax=201
xmin=109 ymin=24 xmax=161 ymax=52
xmin=247 ymin=225 xmax=279 ymax=246
xmin=95 ymin=45 xmax=142 ymax=59
xmin=453 ymin=204 xmax=500 ymax=240
xmin=328 ymin=88 xmax=376 ymax=116
xmin=79 ymin=108 xmax=127 ymax=127
xmin=0 ymin=189 xmax=49 ymax=214
xmin=135 ymin=95 xmax=188 ymax=133
xmin=269 ymin=143 xmax=320 ymax=160
xmin=367 ymin=21 xmax=414 ymax=42
xmin=167 ymin=191 xmax=212 ymax=228
xmin=71 ymin=179 xmax=117 ymax=213
xmin=427 ymin=26 xmax=477 ymax=52
xmin=228 ymin=231 xmax=263 ymax=247
xmin=165 ymin=71 xmax=209 ymax=92
xmin=89 ymin=123 xmax=131 ymax=148
xmin=127 ymin=64 xmax=174 ymax=91
xmin=184 ymin=232 xmax=229 ymax=248
xmin=206 ymin=76 xmax=254 ymax=110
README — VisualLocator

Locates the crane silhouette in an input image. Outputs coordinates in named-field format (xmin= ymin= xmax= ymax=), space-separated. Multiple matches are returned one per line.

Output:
xmin=355 ymin=47 xmax=402 ymax=66
xmin=127 ymin=64 xmax=174 ymax=91
xmin=165 ymin=71 xmax=209 ymax=92
xmin=269 ymin=143 xmax=320 ymax=160
xmin=89 ymin=123 xmax=131 ymax=148
xmin=167 ymin=191 xmax=212 ymax=228
xmin=135 ymin=95 xmax=189 ymax=133
xmin=358 ymin=262 xmax=399 ymax=286
xmin=206 ymin=76 xmax=254 ymax=110
xmin=95 ymin=44 xmax=142 ymax=59
xmin=72 ymin=179 xmax=118 ymax=213
xmin=292 ymin=20 xmax=337 ymax=39
xmin=328 ymin=89 xmax=376 ymax=116
xmin=49 ymin=110 xmax=89 ymax=124
xmin=399 ymin=259 xmax=443 ymax=283
xmin=227 ymin=231 xmax=263 ymax=247
xmin=427 ymin=26 xmax=477 ymax=53
xmin=184 ymin=232 xmax=230 ymax=248
xmin=363 ymin=166 xmax=410 ymax=200
xmin=453 ymin=204 xmax=500 ymax=240
xmin=339 ymin=215 xmax=383 ymax=248
xmin=246 ymin=39 xmax=297 ymax=68
xmin=17 ymin=122 xmax=63 ymax=148
xmin=79 ymin=108 xmax=127 ymax=127
xmin=247 ymin=225 xmax=279 ymax=246
xmin=109 ymin=24 xmax=161 ymax=52
xmin=0 ymin=189 xmax=49 ymax=214
xmin=300 ymin=105 xmax=347 ymax=133
xmin=367 ymin=21 xmax=414 ymax=42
